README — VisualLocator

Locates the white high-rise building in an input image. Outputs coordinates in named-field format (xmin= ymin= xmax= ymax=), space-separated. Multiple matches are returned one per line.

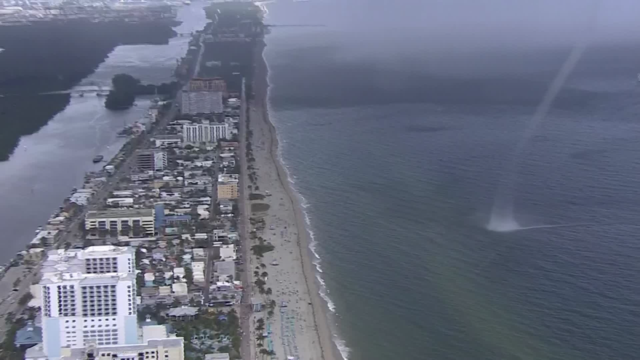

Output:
xmin=182 ymin=121 xmax=229 ymax=144
xmin=44 ymin=246 xmax=135 ymax=275
xmin=39 ymin=246 xmax=138 ymax=359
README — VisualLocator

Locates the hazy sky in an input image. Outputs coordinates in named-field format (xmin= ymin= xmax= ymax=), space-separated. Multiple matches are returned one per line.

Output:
xmin=278 ymin=0 xmax=640 ymax=45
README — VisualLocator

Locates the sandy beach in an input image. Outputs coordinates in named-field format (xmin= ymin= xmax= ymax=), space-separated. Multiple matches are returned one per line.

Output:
xmin=241 ymin=41 xmax=340 ymax=360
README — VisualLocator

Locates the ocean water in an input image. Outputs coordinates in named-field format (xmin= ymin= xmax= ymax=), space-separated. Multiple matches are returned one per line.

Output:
xmin=0 ymin=3 xmax=207 ymax=263
xmin=264 ymin=1 xmax=640 ymax=359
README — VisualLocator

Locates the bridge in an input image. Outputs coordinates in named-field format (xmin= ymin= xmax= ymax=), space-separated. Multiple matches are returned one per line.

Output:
xmin=41 ymin=85 xmax=112 ymax=96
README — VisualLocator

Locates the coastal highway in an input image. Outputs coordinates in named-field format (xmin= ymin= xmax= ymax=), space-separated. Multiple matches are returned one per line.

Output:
xmin=238 ymin=76 xmax=253 ymax=360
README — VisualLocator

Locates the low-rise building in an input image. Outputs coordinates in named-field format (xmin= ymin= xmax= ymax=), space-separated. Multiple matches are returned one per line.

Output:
xmin=152 ymin=134 xmax=183 ymax=148
xmin=15 ymin=321 xmax=43 ymax=349
xmin=136 ymin=149 xmax=167 ymax=172
xmin=172 ymin=283 xmax=188 ymax=296
xmin=31 ymin=230 xmax=60 ymax=247
xmin=217 ymin=183 xmax=238 ymax=200
xmin=219 ymin=201 xmax=233 ymax=213
xmin=85 ymin=209 xmax=155 ymax=237
xmin=217 ymin=174 xmax=239 ymax=183
xmin=219 ymin=245 xmax=236 ymax=261
xmin=55 ymin=337 xmax=185 ymax=360
xmin=214 ymin=261 xmax=235 ymax=283
xmin=192 ymin=262 xmax=206 ymax=284
xmin=106 ymin=198 xmax=135 ymax=207
xmin=205 ymin=353 xmax=230 ymax=360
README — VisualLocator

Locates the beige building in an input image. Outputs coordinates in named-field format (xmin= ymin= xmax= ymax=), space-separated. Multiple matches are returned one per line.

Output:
xmin=217 ymin=183 xmax=238 ymax=200
xmin=85 ymin=209 xmax=155 ymax=237
xmin=56 ymin=337 xmax=185 ymax=360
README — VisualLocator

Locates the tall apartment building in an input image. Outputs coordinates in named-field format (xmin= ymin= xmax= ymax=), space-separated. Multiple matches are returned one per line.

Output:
xmin=136 ymin=149 xmax=167 ymax=171
xmin=85 ymin=208 xmax=155 ymax=237
xmin=39 ymin=246 xmax=138 ymax=359
xmin=180 ymin=90 xmax=223 ymax=114
xmin=188 ymin=77 xmax=227 ymax=95
xmin=182 ymin=121 xmax=229 ymax=144
xmin=44 ymin=246 xmax=135 ymax=275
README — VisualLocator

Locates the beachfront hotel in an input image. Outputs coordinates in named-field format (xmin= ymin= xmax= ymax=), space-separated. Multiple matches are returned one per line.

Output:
xmin=43 ymin=246 xmax=135 ymax=275
xmin=84 ymin=208 xmax=155 ymax=237
xmin=37 ymin=247 xmax=139 ymax=358
xmin=182 ymin=121 xmax=230 ymax=144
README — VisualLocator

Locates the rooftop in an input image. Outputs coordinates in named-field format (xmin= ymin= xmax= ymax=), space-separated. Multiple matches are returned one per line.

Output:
xmin=40 ymin=271 xmax=135 ymax=285
xmin=15 ymin=321 xmax=42 ymax=345
xmin=59 ymin=338 xmax=184 ymax=359
xmin=153 ymin=134 xmax=183 ymax=140
xmin=205 ymin=354 xmax=231 ymax=360
xmin=167 ymin=306 xmax=198 ymax=317
xmin=217 ymin=174 xmax=239 ymax=183
xmin=86 ymin=208 xmax=153 ymax=219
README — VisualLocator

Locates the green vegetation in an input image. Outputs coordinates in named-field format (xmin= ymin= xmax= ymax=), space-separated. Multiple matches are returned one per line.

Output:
xmin=249 ymin=193 xmax=265 ymax=201
xmin=172 ymin=309 xmax=241 ymax=359
xmin=185 ymin=266 xmax=194 ymax=286
xmin=251 ymin=203 xmax=270 ymax=213
xmin=0 ymin=20 xmax=176 ymax=161
xmin=18 ymin=293 xmax=33 ymax=306
xmin=105 ymin=73 xmax=178 ymax=110
xmin=1 ymin=316 xmax=25 ymax=360
xmin=251 ymin=237 xmax=274 ymax=258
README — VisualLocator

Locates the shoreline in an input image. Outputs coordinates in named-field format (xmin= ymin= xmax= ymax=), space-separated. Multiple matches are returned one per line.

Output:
xmin=0 ymin=23 xmax=205 ymax=342
xmin=252 ymin=39 xmax=342 ymax=360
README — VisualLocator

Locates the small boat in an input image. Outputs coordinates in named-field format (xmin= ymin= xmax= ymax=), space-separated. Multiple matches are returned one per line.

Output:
xmin=92 ymin=155 xmax=104 ymax=163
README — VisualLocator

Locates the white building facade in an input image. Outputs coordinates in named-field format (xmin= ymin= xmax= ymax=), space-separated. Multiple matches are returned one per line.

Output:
xmin=182 ymin=122 xmax=229 ymax=144
xmin=44 ymin=246 xmax=135 ymax=275
xmin=85 ymin=209 xmax=155 ymax=236
xmin=40 ymin=246 xmax=139 ymax=359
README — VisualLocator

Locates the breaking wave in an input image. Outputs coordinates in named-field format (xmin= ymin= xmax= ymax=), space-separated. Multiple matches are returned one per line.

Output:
xmin=265 ymin=47 xmax=351 ymax=360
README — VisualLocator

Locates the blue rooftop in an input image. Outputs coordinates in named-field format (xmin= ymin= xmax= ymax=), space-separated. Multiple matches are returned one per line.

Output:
xmin=15 ymin=321 xmax=42 ymax=346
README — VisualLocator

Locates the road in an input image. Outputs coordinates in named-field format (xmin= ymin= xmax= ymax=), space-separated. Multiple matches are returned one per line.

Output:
xmin=0 ymin=33 xmax=195 ymax=341
xmin=238 ymin=76 xmax=253 ymax=360
xmin=203 ymin=168 xmax=218 ymax=304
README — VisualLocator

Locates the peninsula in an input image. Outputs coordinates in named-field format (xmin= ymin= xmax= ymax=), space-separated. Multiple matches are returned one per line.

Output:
xmin=0 ymin=2 xmax=339 ymax=360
